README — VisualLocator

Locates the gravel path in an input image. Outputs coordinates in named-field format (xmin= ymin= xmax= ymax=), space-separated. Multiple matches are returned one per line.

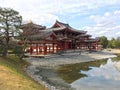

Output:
xmin=25 ymin=51 xmax=116 ymax=67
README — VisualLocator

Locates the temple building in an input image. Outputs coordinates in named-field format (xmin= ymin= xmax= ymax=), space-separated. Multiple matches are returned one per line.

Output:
xmin=19 ymin=20 xmax=100 ymax=55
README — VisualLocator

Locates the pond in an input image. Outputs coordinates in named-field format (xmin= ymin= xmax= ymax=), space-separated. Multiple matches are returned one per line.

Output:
xmin=71 ymin=58 xmax=120 ymax=90
xmin=56 ymin=55 xmax=120 ymax=90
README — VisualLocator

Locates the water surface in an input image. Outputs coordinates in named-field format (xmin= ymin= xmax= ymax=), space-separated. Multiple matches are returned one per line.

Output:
xmin=71 ymin=58 xmax=120 ymax=90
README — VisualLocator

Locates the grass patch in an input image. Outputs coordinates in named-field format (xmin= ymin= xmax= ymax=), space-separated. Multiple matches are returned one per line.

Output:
xmin=112 ymin=54 xmax=120 ymax=62
xmin=0 ymin=55 xmax=45 ymax=90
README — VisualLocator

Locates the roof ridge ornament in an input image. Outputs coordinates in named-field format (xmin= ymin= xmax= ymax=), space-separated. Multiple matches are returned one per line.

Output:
xmin=29 ymin=19 xmax=33 ymax=23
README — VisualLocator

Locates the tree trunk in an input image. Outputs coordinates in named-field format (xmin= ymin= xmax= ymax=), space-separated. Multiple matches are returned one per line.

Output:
xmin=2 ymin=47 xmax=7 ymax=57
xmin=2 ymin=38 xmax=9 ymax=57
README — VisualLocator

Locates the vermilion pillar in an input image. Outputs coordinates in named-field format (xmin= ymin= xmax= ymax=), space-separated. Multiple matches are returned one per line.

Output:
xmin=30 ymin=45 xmax=33 ymax=55
xmin=43 ymin=44 xmax=47 ymax=55
xmin=36 ymin=44 xmax=38 ymax=55
xmin=52 ymin=43 xmax=54 ymax=53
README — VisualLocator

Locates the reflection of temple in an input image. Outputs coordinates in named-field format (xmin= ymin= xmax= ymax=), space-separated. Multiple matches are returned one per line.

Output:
xmin=19 ymin=20 xmax=100 ymax=55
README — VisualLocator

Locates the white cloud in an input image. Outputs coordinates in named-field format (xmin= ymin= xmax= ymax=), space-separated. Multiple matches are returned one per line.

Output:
xmin=85 ymin=24 xmax=120 ymax=39
xmin=1 ymin=0 xmax=120 ymax=23
xmin=84 ymin=10 xmax=120 ymax=39
xmin=22 ymin=13 xmax=58 ymax=25
xmin=72 ymin=59 xmax=120 ymax=90
xmin=0 ymin=0 xmax=120 ymax=38
xmin=81 ymin=59 xmax=120 ymax=80
xmin=104 ymin=12 xmax=110 ymax=17
xmin=116 ymin=32 xmax=120 ymax=35
xmin=96 ymin=30 xmax=108 ymax=35
xmin=114 ymin=10 xmax=120 ymax=15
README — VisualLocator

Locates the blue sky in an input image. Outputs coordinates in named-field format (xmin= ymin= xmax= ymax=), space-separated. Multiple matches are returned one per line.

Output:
xmin=0 ymin=0 xmax=120 ymax=39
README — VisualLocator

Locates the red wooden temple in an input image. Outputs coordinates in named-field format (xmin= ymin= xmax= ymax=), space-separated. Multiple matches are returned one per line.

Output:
xmin=19 ymin=20 xmax=100 ymax=55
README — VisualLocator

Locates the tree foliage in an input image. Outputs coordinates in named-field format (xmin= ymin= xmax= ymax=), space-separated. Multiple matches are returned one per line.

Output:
xmin=98 ymin=36 xmax=120 ymax=49
xmin=0 ymin=7 xmax=22 ymax=56
xmin=107 ymin=37 xmax=120 ymax=48
xmin=98 ymin=36 xmax=108 ymax=48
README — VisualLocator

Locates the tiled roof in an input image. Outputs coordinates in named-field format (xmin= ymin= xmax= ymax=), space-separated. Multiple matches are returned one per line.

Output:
xmin=21 ymin=22 xmax=46 ymax=29
xmin=20 ymin=21 xmax=98 ymax=43
xmin=76 ymin=34 xmax=91 ymax=38
xmin=84 ymin=38 xmax=99 ymax=42
xmin=54 ymin=20 xmax=86 ymax=33
xmin=26 ymin=31 xmax=57 ymax=40
xmin=43 ymin=26 xmax=66 ymax=32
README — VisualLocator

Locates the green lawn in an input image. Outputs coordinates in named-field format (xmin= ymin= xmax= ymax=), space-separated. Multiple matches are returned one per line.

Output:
xmin=0 ymin=55 xmax=45 ymax=90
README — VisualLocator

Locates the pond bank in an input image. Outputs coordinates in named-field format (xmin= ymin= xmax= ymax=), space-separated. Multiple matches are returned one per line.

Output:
xmin=24 ymin=50 xmax=117 ymax=90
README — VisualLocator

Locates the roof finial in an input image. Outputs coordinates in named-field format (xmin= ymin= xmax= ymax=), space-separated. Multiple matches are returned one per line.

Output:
xmin=56 ymin=19 xmax=58 ymax=22
xmin=29 ymin=19 xmax=33 ymax=23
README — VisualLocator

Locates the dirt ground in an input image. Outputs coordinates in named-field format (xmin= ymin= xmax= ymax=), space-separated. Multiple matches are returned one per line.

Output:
xmin=105 ymin=49 xmax=120 ymax=54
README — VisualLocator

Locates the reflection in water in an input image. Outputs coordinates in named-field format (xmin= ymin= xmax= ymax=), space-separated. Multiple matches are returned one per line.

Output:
xmin=71 ymin=58 xmax=120 ymax=90
xmin=115 ymin=61 xmax=120 ymax=72
xmin=56 ymin=59 xmax=107 ymax=84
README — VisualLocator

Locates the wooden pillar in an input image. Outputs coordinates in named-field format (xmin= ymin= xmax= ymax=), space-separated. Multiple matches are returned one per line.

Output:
xmin=43 ymin=44 xmax=47 ymax=55
xmin=49 ymin=45 xmax=50 ymax=53
xmin=64 ymin=41 xmax=67 ymax=50
xmin=61 ymin=42 xmax=64 ymax=50
xmin=88 ymin=42 xmax=91 ymax=52
xmin=52 ymin=43 xmax=54 ymax=53
xmin=96 ymin=42 xmax=98 ymax=50
xmin=59 ymin=43 xmax=62 ymax=50
xmin=79 ymin=43 xmax=80 ymax=49
xmin=39 ymin=46 xmax=41 ymax=54
xmin=30 ymin=45 xmax=33 ymax=55
xmin=57 ymin=42 xmax=61 ymax=51
xmin=36 ymin=44 xmax=38 ymax=55
xmin=70 ymin=42 xmax=72 ymax=49
xmin=43 ymin=44 xmax=45 ymax=55
xmin=56 ymin=44 xmax=58 ymax=52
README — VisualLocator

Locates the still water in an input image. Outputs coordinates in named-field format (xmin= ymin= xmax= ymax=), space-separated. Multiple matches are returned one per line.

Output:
xmin=71 ymin=58 xmax=120 ymax=90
